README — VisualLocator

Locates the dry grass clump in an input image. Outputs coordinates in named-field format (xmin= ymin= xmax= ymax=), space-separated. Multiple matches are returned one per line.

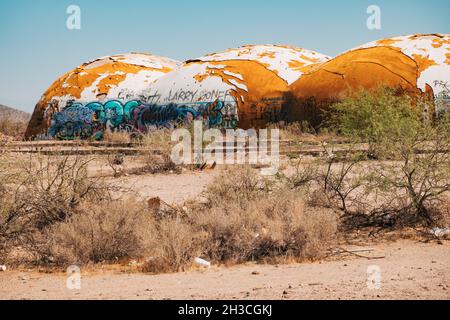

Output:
xmin=43 ymin=200 xmax=154 ymax=265
xmin=139 ymin=130 xmax=173 ymax=151
xmin=141 ymin=218 xmax=204 ymax=274
xmin=204 ymin=166 xmax=265 ymax=207
xmin=268 ymin=122 xmax=315 ymax=141
xmin=189 ymin=190 xmax=337 ymax=264
xmin=268 ymin=121 xmax=339 ymax=144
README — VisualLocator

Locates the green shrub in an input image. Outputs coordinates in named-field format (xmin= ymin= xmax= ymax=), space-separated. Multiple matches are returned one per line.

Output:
xmin=326 ymin=88 xmax=423 ymax=158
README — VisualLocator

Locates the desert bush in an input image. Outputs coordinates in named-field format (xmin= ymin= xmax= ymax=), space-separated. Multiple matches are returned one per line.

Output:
xmin=144 ymin=167 xmax=337 ymax=271
xmin=141 ymin=218 xmax=204 ymax=274
xmin=319 ymin=89 xmax=450 ymax=227
xmin=188 ymin=190 xmax=337 ymax=263
xmin=327 ymin=88 xmax=423 ymax=158
xmin=280 ymin=142 xmax=367 ymax=216
xmin=306 ymin=130 xmax=450 ymax=229
xmin=42 ymin=200 xmax=153 ymax=265
xmin=140 ymin=130 xmax=173 ymax=154
xmin=0 ymin=153 xmax=113 ymax=262
xmin=362 ymin=119 xmax=450 ymax=227
xmin=285 ymin=161 xmax=319 ymax=190
xmin=0 ymin=154 xmax=27 ymax=252
xmin=1 ymin=156 xmax=339 ymax=270
xmin=186 ymin=167 xmax=337 ymax=263
xmin=204 ymin=166 xmax=269 ymax=208
xmin=106 ymin=153 xmax=126 ymax=178
xmin=320 ymin=147 xmax=367 ymax=214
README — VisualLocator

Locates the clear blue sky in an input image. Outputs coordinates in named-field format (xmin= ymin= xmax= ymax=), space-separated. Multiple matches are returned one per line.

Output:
xmin=1 ymin=0 xmax=449 ymax=112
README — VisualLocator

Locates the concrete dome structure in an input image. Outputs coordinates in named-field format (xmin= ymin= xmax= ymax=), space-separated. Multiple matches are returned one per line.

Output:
xmin=145 ymin=45 xmax=331 ymax=129
xmin=288 ymin=34 xmax=450 ymax=126
xmin=25 ymin=53 xmax=181 ymax=139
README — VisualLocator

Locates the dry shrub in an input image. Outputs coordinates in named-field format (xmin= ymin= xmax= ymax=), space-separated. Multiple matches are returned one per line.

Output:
xmin=268 ymin=122 xmax=339 ymax=145
xmin=141 ymin=218 xmax=203 ymax=274
xmin=285 ymin=161 xmax=319 ymax=190
xmin=43 ymin=200 xmax=153 ymax=265
xmin=189 ymin=190 xmax=337 ymax=263
xmin=433 ymin=194 xmax=450 ymax=227
xmin=186 ymin=166 xmax=337 ymax=264
xmin=133 ymin=130 xmax=179 ymax=174
xmin=307 ymin=188 xmax=333 ymax=208
xmin=205 ymin=166 xmax=265 ymax=207
xmin=134 ymin=153 xmax=178 ymax=175
xmin=1 ymin=157 xmax=338 ymax=271
xmin=106 ymin=153 xmax=125 ymax=178
xmin=142 ymin=167 xmax=337 ymax=272
xmin=0 ymin=152 xmax=113 ymax=263
xmin=140 ymin=130 xmax=172 ymax=149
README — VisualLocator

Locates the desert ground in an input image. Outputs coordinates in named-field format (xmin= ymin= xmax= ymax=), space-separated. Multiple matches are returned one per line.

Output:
xmin=0 ymin=164 xmax=448 ymax=300
xmin=1 ymin=119 xmax=449 ymax=301
xmin=1 ymin=239 xmax=448 ymax=300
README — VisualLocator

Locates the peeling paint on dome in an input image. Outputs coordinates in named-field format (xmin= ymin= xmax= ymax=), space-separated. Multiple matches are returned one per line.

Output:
xmin=143 ymin=45 xmax=331 ymax=129
xmin=288 ymin=34 xmax=450 ymax=127
xmin=196 ymin=45 xmax=331 ymax=85
xmin=354 ymin=34 xmax=450 ymax=96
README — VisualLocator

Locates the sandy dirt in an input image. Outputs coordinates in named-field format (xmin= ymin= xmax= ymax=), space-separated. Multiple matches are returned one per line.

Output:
xmin=111 ymin=170 xmax=220 ymax=204
xmin=1 ymin=240 xmax=448 ymax=300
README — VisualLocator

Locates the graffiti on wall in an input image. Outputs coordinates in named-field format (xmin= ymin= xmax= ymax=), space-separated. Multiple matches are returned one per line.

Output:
xmin=49 ymin=99 xmax=239 ymax=140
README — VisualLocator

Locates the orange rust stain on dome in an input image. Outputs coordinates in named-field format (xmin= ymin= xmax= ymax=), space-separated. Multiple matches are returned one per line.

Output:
xmin=300 ymin=54 xmax=321 ymax=63
xmin=376 ymin=38 xmax=400 ymax=46
xmin=287 ymin=60 xmax=307 ymax=71
xmin=446 ymin=53 xmax=450 ymax=65
xmin=287 ymin=55 xmax=323 ymax=72
xmin=412 ymin=54 xmax=438 ymax=74
xmin=193 ymin=68 xmax=218 ymax=83
xmin=288 ymin=47 xmax=421 ymax=126
xmin=195 ymin=60 xmax=289 ymax=128
xmin=432 ymin=39 xmax=443 ymax=48
xmin=40 ymin=62 xmax=172 ymax=107
xmin=431 ymin=37 xmax=450 ymax=48
xmin=94 ymin=62 xmax=171 ymax=96
xmin=258 ymin=51 xmax=276 ymax=59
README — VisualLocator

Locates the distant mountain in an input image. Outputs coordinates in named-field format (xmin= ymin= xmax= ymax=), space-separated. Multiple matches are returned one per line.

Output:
xmin=0 ymin=104 xmax=31 ymax=122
